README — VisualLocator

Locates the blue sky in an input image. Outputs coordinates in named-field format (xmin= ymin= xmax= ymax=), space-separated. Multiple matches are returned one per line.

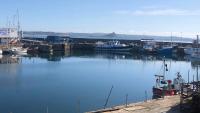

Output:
xmin=0 ymin=0 xmax=200 ymax=38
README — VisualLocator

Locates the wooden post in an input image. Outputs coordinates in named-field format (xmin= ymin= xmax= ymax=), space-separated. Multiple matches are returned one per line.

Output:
xmin=104 ymin=86 xmax=114 ymax=109
xmin=145 ymin=90 xmax=148 ymax=102
xmin=125 ymin=94 xmax=128 ymax=107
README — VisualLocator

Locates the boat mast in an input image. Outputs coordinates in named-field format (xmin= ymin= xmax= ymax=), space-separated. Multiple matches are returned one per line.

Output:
xmin=17 ymin=9 xmax=21 ymax=39
xmin=197 ymin=65 xmax=199 ymax=82
xmin=197 ymin=35 xmax=199 ymax=48
xmin=163 ymin=59 xmax=166 ymax=79
xmin=171 ymin=32 xmax=172 ymax=47
xmin=197 ymin=35 xmax=199 ymax=82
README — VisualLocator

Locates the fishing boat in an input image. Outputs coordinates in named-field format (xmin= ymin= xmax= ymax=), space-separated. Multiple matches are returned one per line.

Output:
xmin=153 ymin=60 xmax=184 ymax=98
xmin=95 ymin=41 xmax=132 ymax=52
xmin=157 ymin=33 xmax=174 ymax=55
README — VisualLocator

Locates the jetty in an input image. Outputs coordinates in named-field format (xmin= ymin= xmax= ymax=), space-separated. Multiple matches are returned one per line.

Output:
xmin=87 ymin=95 xmax=180 ymax=113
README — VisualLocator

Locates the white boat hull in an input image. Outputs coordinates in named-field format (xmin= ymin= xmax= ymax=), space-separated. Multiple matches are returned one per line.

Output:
xmin=12 ymin=51 xmax=27 ymax=55
xmin=0 ymin=49 xmax=2 ymax=55
xmin=11 ymin=47 xmax=28 ymax=55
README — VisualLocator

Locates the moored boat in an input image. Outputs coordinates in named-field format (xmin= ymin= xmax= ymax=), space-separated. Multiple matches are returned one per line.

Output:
xmin=141 ymin=44 xmax=157 ymax=54
xmin=185 ymin=35 xmax=200 ymax=55
xmin=153 ymin=76 xmax=176 ymax=97
xmin=2 ymin=47 xmax=28 ymax=55
xmin=11 ymin=47 xmax=28 ymax=55
xmin=153 ymin=60 xmax=184 ymax=98
xmin=184 ymin=48 xmax=200 ymax=55
xmin=157 ymin=46 xmax=173 ymax=55
xmin=95 ymin=41 xmax=132 ymax=52
xmin=0 ymin=49 xmax=2 ymax=55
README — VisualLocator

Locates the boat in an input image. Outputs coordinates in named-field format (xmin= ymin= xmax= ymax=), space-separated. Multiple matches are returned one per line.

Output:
xmin=0 ymin=49 xmax=2 ymax=55
xmin=11 ymin=47 xmax=28 ymax=55
xmin=157 ymin=33 xmax=174 ymax=55
xmin=184 ymin=48 xmax=200 ymax=55
xmin=157 ymin=46 xmax=173 ymax=55
xmin=185 ymin=35 xmax=200 ymax=55
xmin=2 ymin=48 xmax=12 ymax=55
xmin=152 ymin=60 xmax=184 ymax=98
xmin=95 ymin=41 xmax=132 ymax=52
xmin=141 ymin=41 xmax=157 ymax=54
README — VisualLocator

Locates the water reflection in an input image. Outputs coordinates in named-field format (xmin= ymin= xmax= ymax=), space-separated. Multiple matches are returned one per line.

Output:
xmin=0 ymin=55 xmax=21 ymax=64
xmin=0 ymin=51 xmax=198 ymax=67
xmin=0 ymin=51 xmax=199 ymax=113
xmin=26 ymin=51 xmax=189 ymax=61
xmin=0 ymin=55 xmax=22 ymax=88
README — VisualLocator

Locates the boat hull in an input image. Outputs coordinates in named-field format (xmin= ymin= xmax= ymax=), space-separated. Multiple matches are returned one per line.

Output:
xmin=153 ymin=87 xmax=176 ymax=97
xmin=0 ymin=49 xmax=2 ymax=55
xmin=12 ymin=51 xmax=28 ymax=55
xmin=158 ymin=47 xmax=173 ymax=55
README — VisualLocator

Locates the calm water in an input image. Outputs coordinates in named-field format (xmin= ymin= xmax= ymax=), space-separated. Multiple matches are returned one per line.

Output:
xmin=0 ymin=52 xmax=198 ymax=113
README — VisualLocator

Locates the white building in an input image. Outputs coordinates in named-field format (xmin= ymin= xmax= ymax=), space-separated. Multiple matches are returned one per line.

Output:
xmin=0 ymin=28 xmax=18 ymax=45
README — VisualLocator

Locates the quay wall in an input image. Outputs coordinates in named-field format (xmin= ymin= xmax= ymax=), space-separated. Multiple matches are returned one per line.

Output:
xmin=38 ymin=44 xmax=52 ymax=53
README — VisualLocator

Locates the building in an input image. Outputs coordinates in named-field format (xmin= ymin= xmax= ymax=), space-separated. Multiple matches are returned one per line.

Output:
xmin=0 ymin=28 xmax=18 ymax=45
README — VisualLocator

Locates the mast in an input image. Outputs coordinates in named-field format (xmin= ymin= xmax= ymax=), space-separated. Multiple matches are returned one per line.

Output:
xmin=197 ymin=34 xmax=199 ymax=81
xmin=17 ymin=9 xmax=21 ymax=39
xmin=180 ymin=32 xmax=182 ymax=47
xmin=197 ymin=66 xmax=199 ymax=82
xmin=197 ymin=35 xmax=199 ymax=48
xmin=170 ymin=32 xmax=172 ymax=47
xmin=163 ymin=58 xmax=168 ymax=80
xmin=163 ymin=59 xmax=165 ymax=78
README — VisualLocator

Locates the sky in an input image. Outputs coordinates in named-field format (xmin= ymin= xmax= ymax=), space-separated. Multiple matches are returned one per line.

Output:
xmin=0 ymin=0 xmax=200 ymax=38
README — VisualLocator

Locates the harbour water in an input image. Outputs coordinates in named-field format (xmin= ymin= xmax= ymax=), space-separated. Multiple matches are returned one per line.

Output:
xmin=0 ymin=52 xmax=198 ymax=113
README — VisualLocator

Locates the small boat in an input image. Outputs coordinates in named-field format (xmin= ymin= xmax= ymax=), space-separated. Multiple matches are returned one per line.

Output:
xmin=11 ymin=47 xmax=28 ymax=55
xmin=95 ymin=41 xmax=132 ymax=52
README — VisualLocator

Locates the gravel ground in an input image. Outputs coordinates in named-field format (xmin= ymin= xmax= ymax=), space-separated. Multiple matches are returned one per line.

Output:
xmin=87 ymin=95 xmax=181 ymax=113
